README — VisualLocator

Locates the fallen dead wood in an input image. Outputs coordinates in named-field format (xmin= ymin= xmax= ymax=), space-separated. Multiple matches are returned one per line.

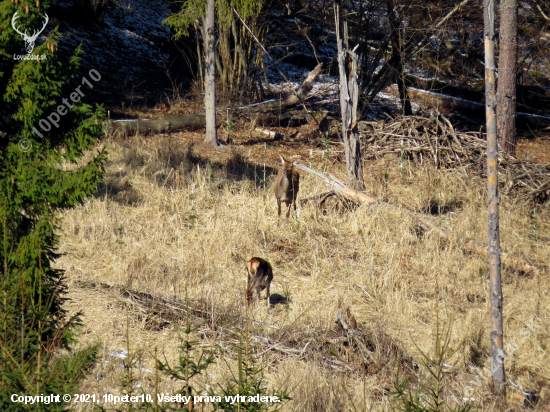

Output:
xmin=299 ymin=190 xmax=336 ymax=205
xmin=403 ymin=74 xmax=550 ymax=115
xmin=361 ymin=115 xmax=550 ymax=203
xmin=107 ymin=115 xmax=206 ymax=136
xmin=296 ymin=163 xmax=378 ymax=205
xmin=243 ymin=63 xmax=323 ymax=112
xmin=72 ymin=280 xmax=279 ymax=329
xmin=389 ymin=86 xmax=550 ymax=130
xmin=254 ymin=127 xmax=285 ymax=140
xmin=71 ymin=280 xmax=370 ymax=372
xmin=296 ymin=163 xmax=541 ymax=275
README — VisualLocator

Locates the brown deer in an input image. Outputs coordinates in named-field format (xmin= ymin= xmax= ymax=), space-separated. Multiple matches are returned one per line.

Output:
xmin=274 ymin=156 xmax=300 ymax=218
xmin=246 ymin=257 xmax=273 ymax=308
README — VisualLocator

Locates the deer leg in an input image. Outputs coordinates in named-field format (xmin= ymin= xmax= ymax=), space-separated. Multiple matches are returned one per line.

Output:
xmin=286 ymin=201 xmax=291 ymax=218
xmin=277 ymin=199 xmax=281 ymax=217
xmin=266 ymin=283 xmax=271 ymax=308
xmin=256 ymin=286 xmax=262 ymax=303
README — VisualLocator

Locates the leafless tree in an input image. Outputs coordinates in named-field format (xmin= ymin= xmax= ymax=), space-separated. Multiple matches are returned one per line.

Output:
xmin=204 ymin=0 xmax=218 ymax=147
xmin=335 ymin=4 xmax=364 ymax=191
xmin=483 ymin=0 xmax=505 ymax=396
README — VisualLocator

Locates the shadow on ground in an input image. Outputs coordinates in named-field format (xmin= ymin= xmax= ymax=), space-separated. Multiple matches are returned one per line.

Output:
xmin=95 ymin=140 xmax=278 ymax=205
xmin=269 ymin=293 xmax=289 ymax=306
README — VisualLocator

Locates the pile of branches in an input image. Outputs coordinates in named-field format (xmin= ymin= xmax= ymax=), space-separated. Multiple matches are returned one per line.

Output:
xmin=361 ymin=115 xmax=550 ymax=203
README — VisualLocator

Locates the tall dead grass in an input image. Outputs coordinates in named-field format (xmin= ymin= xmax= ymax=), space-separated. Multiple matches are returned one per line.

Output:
xmin=56 ymin=135 xmax=549 ymax=411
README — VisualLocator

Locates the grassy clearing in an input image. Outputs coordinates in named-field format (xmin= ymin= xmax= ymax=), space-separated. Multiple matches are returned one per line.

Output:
xmin=56 ymin=133 xmax=549 ymax=411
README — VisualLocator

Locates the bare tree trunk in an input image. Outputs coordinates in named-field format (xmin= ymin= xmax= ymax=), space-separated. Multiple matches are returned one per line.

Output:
xmin=497 ymin=0 xmax=518 ymax=155
xmin=195 ymin=21 xmax=204 ymax=89
xmin=204 ymin=0 xmax=218 ymax=147
xmin=388 ymin=0 xmax=412 ymax=116
xmin=335 ymin=4 xmax=365 ymax=191
xmin=484 ymin=0 xmax=505 ymax=396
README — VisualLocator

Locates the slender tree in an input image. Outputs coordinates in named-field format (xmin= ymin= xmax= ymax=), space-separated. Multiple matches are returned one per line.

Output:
xmin=497 ymin=0 xmax=518 ymax=155
xmin=387 ymin=0 xmax=412 ymax=116
xmin=204 ymin=0 xmax=218 ymax=147
xmin=483 ymin=0 xmax=505 ymax=396
xmin=164 ymin=0 xmax=265 ymax=99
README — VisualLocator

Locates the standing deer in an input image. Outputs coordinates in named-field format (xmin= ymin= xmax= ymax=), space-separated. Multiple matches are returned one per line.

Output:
xmin=274 ymin=156 xmax=299 ymax=218
xmin=246 ymin=257 xmax=273 ymax=308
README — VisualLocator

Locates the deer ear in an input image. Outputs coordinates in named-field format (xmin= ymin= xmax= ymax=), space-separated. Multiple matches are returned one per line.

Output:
xmin=280 ymin=155 xmax=285 ymax=165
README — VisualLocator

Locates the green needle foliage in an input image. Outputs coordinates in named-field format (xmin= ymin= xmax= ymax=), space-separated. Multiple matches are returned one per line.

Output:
xmin=390 ymin=307 xmax=473 ymax=412
xmin=212 ymin=346 xmax=290 ymax=412
xmin=212 ymin=310 xmax=290 ymax=412
xmin=156 ymin=297 xmax=216 ymax=409
xmin=1 ymin=0 xmax=105 ymax=409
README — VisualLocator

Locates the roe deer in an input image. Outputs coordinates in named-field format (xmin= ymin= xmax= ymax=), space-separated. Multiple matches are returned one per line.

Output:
xmin=274 ymin=156 xmax=300 ymax=218
xmin=246 ymin=257 xmax=273 ymax=308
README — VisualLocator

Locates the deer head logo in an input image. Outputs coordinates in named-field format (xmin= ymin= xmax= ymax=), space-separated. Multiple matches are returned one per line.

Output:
xmin=11 ymin=11 xmax=49 ymax=54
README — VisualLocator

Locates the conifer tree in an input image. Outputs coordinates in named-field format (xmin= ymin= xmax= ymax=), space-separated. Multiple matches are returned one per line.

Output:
xmin=0 ymin=1 xmax=105 ymax=409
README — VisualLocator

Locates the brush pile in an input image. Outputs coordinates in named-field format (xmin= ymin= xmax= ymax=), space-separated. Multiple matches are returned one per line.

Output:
xmin=361 ymin=115 xmax=550 ymax=203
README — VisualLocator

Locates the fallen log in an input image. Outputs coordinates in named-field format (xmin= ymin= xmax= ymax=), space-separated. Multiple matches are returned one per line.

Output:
xmin=296 ymin=163 xmax=378 ymax=205
xmin=254 ymin=127 xmax=285 ymax=140
xmin=295 ymin=162 xmax=541 ymax=275
xmin=245 ymin=63 xmax=323 ymax=112
xmin=389 ymin=85 xmax=550 ymax=130
xmin=404 ymin=74 xmax=550 ymax=114
xmin=107 ymin=115 xmax=206 ymax=136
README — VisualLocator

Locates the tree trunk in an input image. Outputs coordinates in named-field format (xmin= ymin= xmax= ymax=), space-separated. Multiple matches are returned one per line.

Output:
xmin=484 ymin=0 xmax=505 ymax=396
xmin=388 ymin=0 xmax=412 ymax=116
xmin=497 ymin=0 xmax=518 ymax=155
xmin=335 ymin=4 xmax=365 ymax=191
xmin=109 ymin=115 xmax=206 ymax=136
xmin=204 ymin=0 xmax=218 ymax=147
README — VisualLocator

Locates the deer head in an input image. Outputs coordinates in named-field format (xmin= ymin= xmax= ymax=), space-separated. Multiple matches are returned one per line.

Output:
xmin=12 ymin=11 xmax=49 ymax=54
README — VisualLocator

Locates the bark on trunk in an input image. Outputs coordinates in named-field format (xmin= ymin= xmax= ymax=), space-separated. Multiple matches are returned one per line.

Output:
xmin=484 ymin=0 xmax=505 ymax=395
xmin=335 ymin=4 xmax=365 ymax=191
xmin=497 ymin=0 xmax=518 ymax=155
xmin=204 ymin=0 xmax=218 ymax=147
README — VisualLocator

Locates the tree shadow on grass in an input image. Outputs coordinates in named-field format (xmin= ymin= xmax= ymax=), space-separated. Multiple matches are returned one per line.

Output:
xmin=95 ymin=140 xmax=278 ymax=205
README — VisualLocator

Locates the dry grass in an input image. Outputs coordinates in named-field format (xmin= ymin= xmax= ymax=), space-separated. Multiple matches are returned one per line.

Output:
xmin=56 ymin=133 xmax=550 ymax=411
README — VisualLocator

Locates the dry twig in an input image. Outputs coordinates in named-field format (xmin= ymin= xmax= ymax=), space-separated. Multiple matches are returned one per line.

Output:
xmin=361 ymin=115 xmax=550 ymax=203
